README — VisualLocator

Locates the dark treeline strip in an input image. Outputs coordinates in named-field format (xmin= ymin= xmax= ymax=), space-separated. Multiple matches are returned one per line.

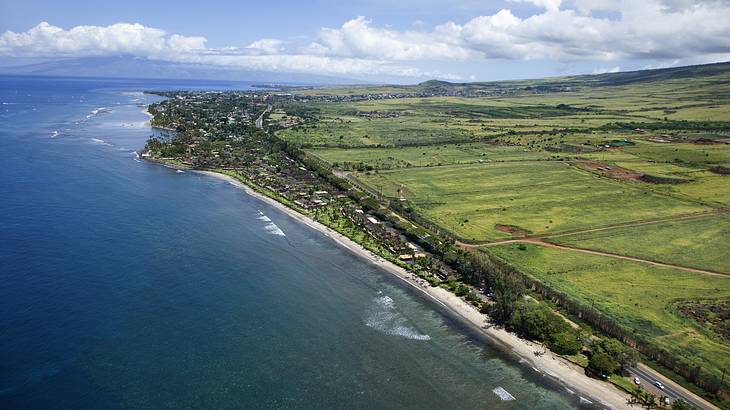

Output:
xmin=604 ymin=120 xmax=730 ymax=132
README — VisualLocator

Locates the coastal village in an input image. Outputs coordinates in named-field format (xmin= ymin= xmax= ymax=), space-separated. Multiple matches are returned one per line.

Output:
xmin=144 ymin=91 xmax=454 ymax=284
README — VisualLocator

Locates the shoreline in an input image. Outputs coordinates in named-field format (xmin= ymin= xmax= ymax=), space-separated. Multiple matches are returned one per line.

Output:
xmin=195 ymin=169 xmax=632 ymax=410
xmin=142 ymin=107 xmax=152 ymax=125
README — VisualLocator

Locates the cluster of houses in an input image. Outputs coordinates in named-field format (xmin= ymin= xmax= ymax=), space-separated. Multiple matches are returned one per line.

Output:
xmin=355 ymin=111 xmax=403 ymax=119
xmin=146 ymin=90 xmax=453 ymax=282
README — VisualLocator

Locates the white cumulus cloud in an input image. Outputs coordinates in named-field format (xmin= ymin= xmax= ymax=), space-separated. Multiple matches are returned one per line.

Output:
xmin=308 ymin=0 xmax=730 ymax=62
xmin=245 ymin=39 xmax=285 ymax=55
xmin=0 ymin=21 xmax=456 ymax=79
xmin=2 ymin=0 xmax=730 ymax=80
xmin=509 ymin=0 xmax=563 ymax=12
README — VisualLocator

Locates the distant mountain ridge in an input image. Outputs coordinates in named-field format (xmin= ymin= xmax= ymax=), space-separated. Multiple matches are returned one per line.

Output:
xmin=2 ymin=57 xmax=728 ymax=89
xmin=0 ymin=56 xmax=368 ymax=86
xmin=412 ymin=61 xmax=730 ymax=93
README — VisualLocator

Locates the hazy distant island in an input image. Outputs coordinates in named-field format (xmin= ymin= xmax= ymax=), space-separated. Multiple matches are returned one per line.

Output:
xmin=142 ymin=62 xmax=730 ymax=410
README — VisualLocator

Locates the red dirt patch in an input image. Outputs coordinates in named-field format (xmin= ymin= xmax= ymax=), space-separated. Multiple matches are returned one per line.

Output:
xmin=495 ymin=224 xmax=531 ymax=237
xmin=574 ymin=160 xmax=643 ymax=181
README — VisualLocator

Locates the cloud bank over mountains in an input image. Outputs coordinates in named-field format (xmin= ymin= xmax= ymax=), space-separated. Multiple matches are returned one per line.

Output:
xmin=2 ymin=0 xmax=729 ymax=81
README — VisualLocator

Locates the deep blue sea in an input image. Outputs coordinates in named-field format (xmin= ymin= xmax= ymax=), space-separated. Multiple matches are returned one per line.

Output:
xmin=0 ymin=75 xmax=593 ymax=409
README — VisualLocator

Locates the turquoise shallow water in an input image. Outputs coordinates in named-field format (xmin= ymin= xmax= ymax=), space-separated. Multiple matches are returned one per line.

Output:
xmin=0 ymin=76 xmax=593 ymax=409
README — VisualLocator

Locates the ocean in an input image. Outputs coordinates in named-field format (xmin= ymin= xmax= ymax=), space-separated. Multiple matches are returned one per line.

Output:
xmin=0 ymin=75 xmax=594 ymax=409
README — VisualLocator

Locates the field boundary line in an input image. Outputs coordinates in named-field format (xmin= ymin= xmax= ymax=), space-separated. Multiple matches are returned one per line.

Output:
xmin=541 ymin=210 xmax=726 ymax=240
xmin=465 ymin=209 xmax=727 ymax=247
xmin=485 ymin=238 xmax=729 ymax=277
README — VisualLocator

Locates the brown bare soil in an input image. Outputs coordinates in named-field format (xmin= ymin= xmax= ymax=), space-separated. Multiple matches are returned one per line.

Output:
xmin=495 ymin=224 xmax=531 ymax=236
xmin=574 ymin=160 xmax=644 ymax=181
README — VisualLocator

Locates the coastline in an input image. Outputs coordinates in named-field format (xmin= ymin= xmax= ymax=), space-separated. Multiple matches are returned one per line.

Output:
xmin=142 ymin=107 xmax=154 ymax=128
xmin=195 ymin=169 xmax=632 ymax=410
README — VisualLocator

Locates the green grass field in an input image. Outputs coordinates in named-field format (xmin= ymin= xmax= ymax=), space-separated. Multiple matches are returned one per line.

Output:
xmin=661 ymin=172 xmax=730 ymax=206
xmin=308 ymin=143 xmax=554 ymax=169
xmin=357 ymin=162 xmax=709 ymax=241
xmin=280 ymin=62 xmax=730 ymax=399
xmin=628 ymin=141 xmax=730 ymax=166
xmin=486 ymin=243 xmax=730 ymax=385
xmin=550 ymin=214 xmax=730 ymax=273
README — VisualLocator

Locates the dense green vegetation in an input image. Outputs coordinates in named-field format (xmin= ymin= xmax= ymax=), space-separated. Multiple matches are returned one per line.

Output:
xmin=506 ymin=298 xmax=582 ymax=355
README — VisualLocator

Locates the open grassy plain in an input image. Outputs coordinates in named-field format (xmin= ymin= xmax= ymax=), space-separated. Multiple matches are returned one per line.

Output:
xmin=356 ymin=161 xmax=709 ymax=241
xmin=550 ymin=213 xmax=730 ymax=273
xmin=276 ymin=62 xmax=730 ymax=398
xmin=308 ymin=143 xmax=555 ymax=170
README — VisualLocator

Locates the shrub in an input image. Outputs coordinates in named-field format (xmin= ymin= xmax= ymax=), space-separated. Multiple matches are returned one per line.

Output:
xmin=589 ymin=352 xmax=618 ymax=375
xmin=455 ymin=284 xmax=469 ymax=297
xmin=549 ymin=331 xmax=582 ymax=355
xmin=508 ymin=299 xmax=569 ymax=340
xmin=592 ymin=338 xmax=638 ymax=371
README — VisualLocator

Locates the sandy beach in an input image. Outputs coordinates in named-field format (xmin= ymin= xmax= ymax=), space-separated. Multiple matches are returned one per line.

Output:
xmin=196 ymin=170 xmax=632 ymax=410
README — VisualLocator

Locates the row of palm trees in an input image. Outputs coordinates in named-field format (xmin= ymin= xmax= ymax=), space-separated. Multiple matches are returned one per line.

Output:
xmin=627 ymin=387 xmax=692 ymax=409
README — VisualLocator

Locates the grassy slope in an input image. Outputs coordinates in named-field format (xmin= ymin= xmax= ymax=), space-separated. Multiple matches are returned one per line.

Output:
xmin=486 ymin=243 xmax=730 ymax=382
xmin=357 ymin=162 xmax=708 ymax=241
xmin=308 ymin=143 xmax=554 ymax=169
xmin=550 ymin=214 xmax=730 ymax=273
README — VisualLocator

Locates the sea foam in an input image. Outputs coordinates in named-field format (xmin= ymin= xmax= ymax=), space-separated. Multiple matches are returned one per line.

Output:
xmin=257 ymin=211 xmax=285 ymax=236
xmin=85 ymin=107 xmax=112 ymax=119
xmin=493 ymin=387 xmax=516 ymax=401
xmin=364 ymin=295 xmax=431 ymax=341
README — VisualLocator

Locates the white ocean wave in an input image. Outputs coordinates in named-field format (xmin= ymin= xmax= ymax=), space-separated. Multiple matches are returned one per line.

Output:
xmin=90 ymin=138 xmax=111 ymax=146
xmin=264 ymin=223 xmax=286 ymax=236
xmin=493 ymin=387 xmax=516 ymax=401
xmin=86 ymin=107 xmax=112 ymax=119
xmin=257 ymin=211 xmax=285 ymax=236
xmin=364 ymin=295 xmax=431 ymax=341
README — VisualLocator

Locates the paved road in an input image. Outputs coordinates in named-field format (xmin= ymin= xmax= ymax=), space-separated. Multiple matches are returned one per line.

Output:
xmin=255 ymin=104 xmax=271 ymax=129
xmin=628 ymin=365 xmax=718 ymax=410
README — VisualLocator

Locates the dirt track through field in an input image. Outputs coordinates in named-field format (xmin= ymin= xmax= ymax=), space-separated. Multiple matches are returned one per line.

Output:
xmin=464 ymin=210 xmax=730 ymax=277
xmin=518 ymin=239 xmax=728 ymax=277
xmin=537 ymin=210 xmax=725 ymax=240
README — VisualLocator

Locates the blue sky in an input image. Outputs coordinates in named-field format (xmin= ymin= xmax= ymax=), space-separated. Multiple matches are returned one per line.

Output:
xmin=0 ymin=0 xmax=531 ymax=44
xmin=1 ymin=0 xmax=729 ymax=83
